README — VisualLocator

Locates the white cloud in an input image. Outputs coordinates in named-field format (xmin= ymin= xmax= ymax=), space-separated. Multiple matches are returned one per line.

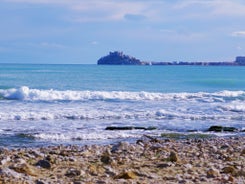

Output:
xmin=3 ymin=0 xmax=67 ymax=4
xmin=4 ymin=0 xmax=151 ymax=22
xmin=4 ymin=0 xmax=245 ymax=22
xmin=231 ymin=31 xmax=245 ymax=37
xmin=212 ymin=0 xmax=245 ymax=16
xmin=40 ymin=42 xmax=65 ymax=48
xmin=90 ymin=41 xmax=98 ymax=45
xmin=174 ymin=0 xmax=245 ymax=17
xmin=159 ymin=29 xmax=205 ymax=42
xmin=26 ymin=42 xmax=66 ymax=49
xmin=236 ymin=46 xmax=243 ymax=50
xmin=69 ymin=1 xmax=150 ymax=22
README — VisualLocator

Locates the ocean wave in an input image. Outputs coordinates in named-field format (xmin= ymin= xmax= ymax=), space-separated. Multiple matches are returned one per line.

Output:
xmin=0 ymin=86 xmax=245 ymax=102
xmin=33 ymin=132 xmax=142 ymax=141
xmin=0 ymin=108 xmax=244 ymax=122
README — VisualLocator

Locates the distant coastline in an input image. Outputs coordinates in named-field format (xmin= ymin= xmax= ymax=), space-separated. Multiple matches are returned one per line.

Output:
xmin=97 ymin=51 xmax=245 ymax=66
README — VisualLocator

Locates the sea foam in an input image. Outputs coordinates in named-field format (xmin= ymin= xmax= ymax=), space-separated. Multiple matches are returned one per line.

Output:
xmin=1 ymin=86 xmax=245 ymax=102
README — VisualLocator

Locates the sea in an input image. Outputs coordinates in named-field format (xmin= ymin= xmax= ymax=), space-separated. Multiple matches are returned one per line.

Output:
xmin=0 ymin=64 xmax=245 ymax=148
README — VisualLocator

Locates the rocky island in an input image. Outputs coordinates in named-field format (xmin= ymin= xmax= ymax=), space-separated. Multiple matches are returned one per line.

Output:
xmin=97 ymin=51 xmax=245 ymax=66
xmin=97 ymin=51 xmax=143 ymax=65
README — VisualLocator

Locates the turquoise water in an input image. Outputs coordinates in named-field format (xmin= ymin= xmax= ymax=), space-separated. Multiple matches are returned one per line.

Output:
xmin=0 ymin=64 xmax=245 ymax=147
xmin=1 ymin=64 xmax=245 ymax=92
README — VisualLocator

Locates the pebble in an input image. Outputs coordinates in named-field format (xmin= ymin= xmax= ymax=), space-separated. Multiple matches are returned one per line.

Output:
xmin=241 ymin=148 xmax=245 ymax=155
xmin=169 ymin=151 xmax=179 ymax=162
xmin=65 ymin=168 xmax=81 ymax=177
xmin=222 ymin=166 xmax=236 ymax=175
xmin=206 ymin=168 xmax=220 ymax=178
xmin=9 ymin=163 xmax=37 ymax=176
xmin=36 ymin=160 xmax=51 ymax=169
xmin=114 ymin=171 xmax=137 ymax=179
xmin=0 ymin=137 xmax=244 ymax=183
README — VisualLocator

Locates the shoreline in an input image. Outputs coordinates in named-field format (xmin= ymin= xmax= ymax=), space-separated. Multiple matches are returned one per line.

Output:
xmin=0 ymin=136 xmax=244 ymax=183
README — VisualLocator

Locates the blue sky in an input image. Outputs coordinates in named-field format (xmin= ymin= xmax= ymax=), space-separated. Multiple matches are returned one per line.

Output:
xmin=0 ymin=0 xmax=245 ymax=64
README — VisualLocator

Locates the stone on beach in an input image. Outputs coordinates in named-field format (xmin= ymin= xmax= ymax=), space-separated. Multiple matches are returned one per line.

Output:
xmin=65 ymin=168 xmax=81 ymax=177
xmin=35 ymin=160 xmax=51 ymax=169
xmin=207 ymin=168 xmax=220 ymax=178
xmin=114 ymin=171 xmax=138 ymax=179
xmin=0 ymin=137 xmax=244 ymax=183
xmin=9 ymin=163 xmax=38 ymax=176
xmin=222 ymin=166 xmax=236 ymax=175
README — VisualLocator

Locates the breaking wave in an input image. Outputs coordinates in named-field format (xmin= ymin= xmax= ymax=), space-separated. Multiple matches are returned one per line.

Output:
xmin=0 ymin=86 xmax=245 ymax=102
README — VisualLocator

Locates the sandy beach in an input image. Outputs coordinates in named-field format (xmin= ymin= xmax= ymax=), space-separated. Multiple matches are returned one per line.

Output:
xmin=0 ymin=136 xmax=244 ymax=184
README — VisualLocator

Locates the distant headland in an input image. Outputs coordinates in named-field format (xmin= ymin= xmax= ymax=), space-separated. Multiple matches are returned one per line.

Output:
xmin=97 ymin=51 xmax=245 ymax=66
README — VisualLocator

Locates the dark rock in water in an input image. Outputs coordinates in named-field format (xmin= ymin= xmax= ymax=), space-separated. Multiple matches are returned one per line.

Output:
xmin=145 ymin=126 xmax=157 ymax=130
xmin=223 ymin=127 xmax=238 ymax=132
xmin=17 ymin=133 xmax=35 ymax=139
xmin=97 ymin=51 xmax=144 ymax=65
xmin=105 ymin=126 xmax=157 ymax=131
xmin=207 ymin=126 xmax=238 ymax=132
xmin=208 ymin=126 xmax=223 ymax=132
xmin=106 ymin=126 xmax=135 ymax=130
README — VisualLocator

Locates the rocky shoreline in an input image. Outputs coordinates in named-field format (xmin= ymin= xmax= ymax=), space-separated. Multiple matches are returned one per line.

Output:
xmin=0 ymin=136 xmax=244 ymax=184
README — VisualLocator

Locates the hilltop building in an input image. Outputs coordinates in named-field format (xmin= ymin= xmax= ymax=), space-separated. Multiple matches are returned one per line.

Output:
xmin=235 ymin=56 xmax=245 ymax=65
xmin=97 ymin=51 xmax=142 ymax=65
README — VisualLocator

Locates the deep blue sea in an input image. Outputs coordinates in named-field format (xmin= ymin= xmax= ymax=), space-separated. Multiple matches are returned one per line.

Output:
xmin=0 ymin=64 xmax=245 ymax=147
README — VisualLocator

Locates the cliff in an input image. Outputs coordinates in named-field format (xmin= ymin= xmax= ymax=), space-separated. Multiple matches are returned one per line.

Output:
xmin=97 ymin=51 xmax=143 ymax=65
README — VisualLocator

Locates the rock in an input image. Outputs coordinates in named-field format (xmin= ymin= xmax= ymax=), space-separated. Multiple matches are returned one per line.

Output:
xmin=169 ymin=151 xmax=179 ymax=162
xmin=157 ymin=163 xmax=171 ymax=168
xmin=36 ymin=160 xmax=51 ymax=169
xmin=36 ymin=180 xmax=46 ymax=184
xmin=241 ymin=149 xmax=245 ymax=156
xmin=104 ymin=166 xmax=117 ymax=177
xmin=228 ymin=176 xmax=234 ymax=183
xmin=222 ymin=166 xmax=236 ymax=175
xmin=65 ymin=168 xmax=81 ymax=177
xmin=106 ymin=126 xmax=139 ymax=130
xmin=207 ymin=126 xmax=238 ymax=132
xmin=9 ymin=163 xmax=37 ymax=176
xmin=235 ymin=170 xmax=245 ymax=177
xmin=97 ymin=51 xmax=143 ymax=65
xmin=0 ymin=156 xmax=11 ymax=165
xmin=105 ymin=126 xmax=156 ymax=131
xmin=207 ymin=168 xmax=220 ymax=178
xmin=100 ymin=152 xmax=112 ymax=164
xmin=111 ymin=142 xmax=130 ymax=153
xmin=114 ymin=171 xmax=137 ymax=179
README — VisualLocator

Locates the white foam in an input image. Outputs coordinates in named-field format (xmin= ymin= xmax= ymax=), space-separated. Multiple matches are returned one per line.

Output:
xmin=1 ymin=86 xmax=245 ymax=102
xmin=1 ymin=86 xmax=245 ymax=142
xmin=0 ymin=86 xmax=245 ymax=122
xmin=33 ymin=131 xmax=143 ymax=141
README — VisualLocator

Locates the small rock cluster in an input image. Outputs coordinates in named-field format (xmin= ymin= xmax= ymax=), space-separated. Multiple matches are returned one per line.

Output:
xmin=0 ymin=136 xmax=244 ymax=183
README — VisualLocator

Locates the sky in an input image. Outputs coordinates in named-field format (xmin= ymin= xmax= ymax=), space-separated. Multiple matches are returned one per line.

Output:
xmin=0 ymin=0 xmax=245 ymax=64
